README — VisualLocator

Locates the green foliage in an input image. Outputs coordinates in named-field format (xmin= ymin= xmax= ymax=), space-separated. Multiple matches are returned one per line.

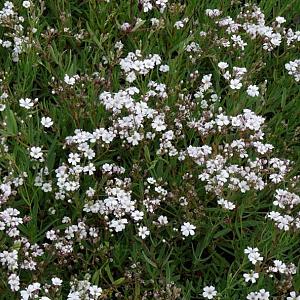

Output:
xmin=0 ymin=0 xmax=299 ymax=299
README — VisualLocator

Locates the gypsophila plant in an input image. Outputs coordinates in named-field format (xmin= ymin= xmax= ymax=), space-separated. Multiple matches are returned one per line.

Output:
xmin=0 ymin=0 xmax=300 ymax=299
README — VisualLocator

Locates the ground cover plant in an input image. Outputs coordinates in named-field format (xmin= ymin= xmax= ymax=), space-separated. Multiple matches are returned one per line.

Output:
xmin=0 ymin=0 xmax=300 ymax=299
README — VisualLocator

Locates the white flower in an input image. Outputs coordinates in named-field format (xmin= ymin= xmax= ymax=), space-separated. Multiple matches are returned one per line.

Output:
xmin=89 ymin=285 xmax=102 ymax=297
xmin=244 ymin=247 xmax=263 ymax=265
xmin=218 ymin=62 xmax=228 ymax=70
xmin=51 ymin=277 xmax=62 ymax=286
xmin=114 ymin=41 xmax=123 ymax=50
xmin=205 ymin=9 xmax=222 ymax=17
xmin=127 ymin=131 xmax=142 ymax=145
xmin=215 ymin=113 xmax=230 ymax=126
xmin=42 ymin=182 xmax=52 ymax=192
xmin=68 ymin=153 xmax=80 ymax=165
xmin=244 ymin=247 xmax=259 ymax=255
xmin=287 ymin=291 xmax=300 ymax=300
xmin=67 ymin=291 xmax=80 ymax=300
xmin=126 ymin=71 xmax=136 ymax=83
xmin=257 ymin=289 xmax=270 ymax=300
xmin=86 ymin=187 xmax=95 ymax=197
xmin=230 ymin=79 xmax=242 ymax=90
xmin=131 ymin=210 xmax=144 ymax=222
xmin=41 ymin=116 xmax=53 ymax=128
xmin=8 ymin=273 xmax=20 ymax=291
xmin=243 ymin=271 xmax=259 ymax=283
xmin=202 ymin=286 xmax=217 ymax=299
xmin=158 ymin=215 xmax=168 ymax=225
xmin=285 ymin=59 xmax=300 ymax=82
xmin=159 ymin=64 xmax=169 ymax=72
xmin=151 ymin=18 xmax=160 ymax=26
xmin=121 ymin=22 xmax=131 ymax=31
xmin=276 ymin=16 xmax=286 ymax=24
xmin=29 ymin=147 xmax=43 ymax=160
xmin=138 ymin=226 xmax=150 ymax=239
xmin=152 ymin=115 xmax=166 ymax=132
xmin=19 ymin=98 xmax=34 ymax=109
xmin=181 ymin=222 xmax=196 ymax=237
xmin=247 ymin=85 xmax=259 ymax=97
xmin=147 ymin=177 xmax=156 ymax=184
xmin=64 ymin=74 xmax=76 ymax=85
xmin=46 ymin=230 xmax=57 ymax=240
xmin=109 ymin=218 xmax=128 ymax=232
xmin=217 ymin=198 xmax=236 ymax=210
xmin=20 ymin=290 xmax=30 ymax=300
xmin=174 ymin=21 xmax=184 ymax=29
xmin=248 ymin=252 xmax=263 ymax=265
xmin=20 ymin=283 xmax=41 ymax=300
xmin=272 ymin=259 xmax=289 ymax=273
xmin=246 ymin=292 xmax=257 ymax=300
xmin=22 ymin=1 xmax=31 ymax=8
xmin=2 ymin=41 xmax=12 ymax=48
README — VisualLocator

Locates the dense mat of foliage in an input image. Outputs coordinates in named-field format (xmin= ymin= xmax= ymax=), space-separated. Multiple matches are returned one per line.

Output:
xmin=0 ymin=0 xmax=300 ymax=299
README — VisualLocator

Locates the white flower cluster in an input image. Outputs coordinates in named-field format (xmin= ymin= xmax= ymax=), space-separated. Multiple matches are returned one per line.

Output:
xmin=273 ymin=189 xmax=300 ymax=209
xmin=64 ymin=74 xmax=80 ymax=86
xmin=0 ymin=208 xmax=23 ymax=238
xmin=185 ymin=42 xmax=201 ymax=58
xmin=267 ymin=259 xmax=297 ymax=276
xmin=0 ymin=89 xmax=8 ymax=112
xmin=34 ymin=167 xmax=53 ymax=193
xmin=99 ymin=86 xmax=168 ymax=147
xmin=244 ymin=247 xmax=264 ymax=265
xmin=285 ymin=59 xmax=300 ymax=82
xmin=67 ymin=279 xmax=102 ymax=300
xmin=217 ymin=198 xmax=236 ymax=210
xmin=244 ymin=246 xmax=297 ymax=295
xmin=0 ymin=236 xmax=44 ymax=293
xmin=119 ymin=50 xmax=162 ymax=82
xmin=82 ymin=176 xmax=168 ymax=235
xmin=147 ymin=80 xmax=168 ymax=99
xmin=205 ymin=9 xmax=222 ymax=18
xmin=139 ymin=0 xmax=168 ymax=13
xmin=188 ymin=108 xmax=290 ymax=203
xmin=101 ymin=163 xmax=125 ymax=175
xmin=287 ymin=292 xmax=300 ymax=300
xmin=218 ymin=64 xmax=247 ymax=90
xmin=143 ymin=177 xmax=168 ymax=213
xmin=8 ymin=273 xmax=20 ymax=291
xmin=19 ymin=97 xmax=38 ymax=110
xmin=0 ymin=1 xmax=33 ymax=62
xmin=0 ymin=173 xmax=26 ymax=205
xmin=0 ymin=65 xmax=294 ymax=299
xmin=0 ymin=249 xmax=18 ymax=271
xmin=174 ymin=18 xmax=189 ymax=30
xmin=46 ymin=220 xmax=99 ymax=255
xmin=0 ymin=76 xmax=9 ymax=111
xmin=246 ymin=289 xmax=270 ymax=300
xmin=27 ymin=69 xmax=294 ymax=263
xmin=205 ymin=4 xmax=300 ymax=53
xmin=19 ymin=277 xmax=64 ymax=300
xmin=267 ymin=189 xmax=300 ymax=231
xmin=0 ymin=3 xmax=299 ymax=297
